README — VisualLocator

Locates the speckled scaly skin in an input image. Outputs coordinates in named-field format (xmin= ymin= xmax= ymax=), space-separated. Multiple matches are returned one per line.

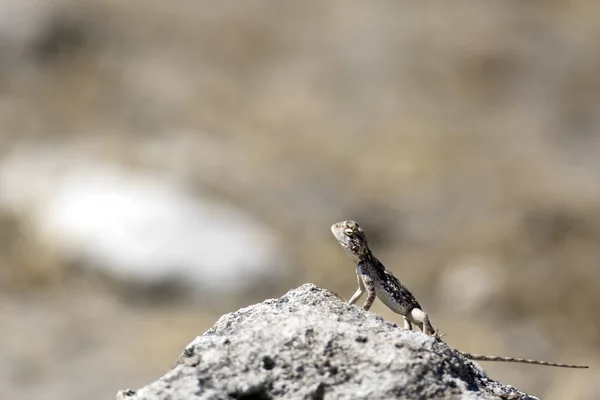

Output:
xmin=331 ymin=220 xmax=588 ymax=369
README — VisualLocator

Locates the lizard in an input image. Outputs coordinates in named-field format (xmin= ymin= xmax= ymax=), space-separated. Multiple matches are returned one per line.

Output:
xmin=331 ymin=219 xmax=589 ymax=369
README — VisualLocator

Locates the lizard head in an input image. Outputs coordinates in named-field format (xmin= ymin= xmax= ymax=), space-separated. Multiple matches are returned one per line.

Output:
xmin=331 ymin=220 xmax=370 ymax=262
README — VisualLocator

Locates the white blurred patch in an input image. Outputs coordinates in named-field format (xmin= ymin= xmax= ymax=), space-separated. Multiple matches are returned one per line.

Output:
xmin=0 ymin=143 xmax=284 ymax=292
xmin=437 ymin=257 xmax=504 ymax=313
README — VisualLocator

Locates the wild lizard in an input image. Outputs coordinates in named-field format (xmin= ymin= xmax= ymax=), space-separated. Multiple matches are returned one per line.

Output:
xmin=331 ymin=219 xmax=588 ymax=369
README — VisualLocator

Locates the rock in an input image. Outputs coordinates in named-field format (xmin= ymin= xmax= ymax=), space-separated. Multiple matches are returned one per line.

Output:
xmin=0 ymin=144 xmax=283 ymax=294
xmin=117 ymin=284 xmax=535 ymax=400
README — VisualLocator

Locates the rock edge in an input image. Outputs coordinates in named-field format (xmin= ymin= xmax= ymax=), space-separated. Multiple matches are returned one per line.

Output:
xmin=117 ymin=284 xmax=535 ymax=400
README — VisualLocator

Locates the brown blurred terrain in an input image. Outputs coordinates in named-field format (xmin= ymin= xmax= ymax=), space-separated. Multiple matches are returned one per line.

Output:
xmin=0 ymin=1 xmax=599 ymax=399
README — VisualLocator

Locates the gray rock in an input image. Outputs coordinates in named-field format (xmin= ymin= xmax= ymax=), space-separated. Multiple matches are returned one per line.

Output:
xmin=117 ymin=284 xmax=535 ymax=400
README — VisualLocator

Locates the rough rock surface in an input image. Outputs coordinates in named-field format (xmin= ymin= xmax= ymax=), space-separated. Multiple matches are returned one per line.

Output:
xmin=117 ymin=284 xmax=535 ymax=400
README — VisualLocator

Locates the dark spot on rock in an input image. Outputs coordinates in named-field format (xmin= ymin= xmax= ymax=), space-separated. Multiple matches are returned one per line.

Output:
xmin=262 ymin=355 xmax=276 ymax=370
xmin=183 ymin=347 xmax=195 ymax=357
xmin=355 ymin=336 xmax=368 ymax=343
xmin=310 ymin=382 xmax=326 ymax=400
xmin=323 ymin=338 xmax=336 ymax=357
xmin=198 ymin=376 xmax=213 ymax=387
xmin=229 ymin=382 xmax=272 ymax=400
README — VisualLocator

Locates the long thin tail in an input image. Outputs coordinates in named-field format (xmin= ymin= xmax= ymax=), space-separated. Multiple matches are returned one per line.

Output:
xmin=458 ymin=351 xmax=588 ymax=369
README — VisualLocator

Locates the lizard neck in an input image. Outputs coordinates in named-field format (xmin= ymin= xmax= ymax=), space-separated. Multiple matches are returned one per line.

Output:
xmin=353 ymin=247 xmax=375 ymax=264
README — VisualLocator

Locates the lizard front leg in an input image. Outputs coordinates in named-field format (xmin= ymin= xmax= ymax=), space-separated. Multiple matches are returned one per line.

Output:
xmin=347 ymin=272 xmax=365 ymax=305
xmin=360 ymin=274 xmax=377 ymax=311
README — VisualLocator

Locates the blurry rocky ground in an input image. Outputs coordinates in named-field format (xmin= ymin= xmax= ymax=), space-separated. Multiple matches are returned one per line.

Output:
xmin=0 ymin=1 xmax=599 ymax=399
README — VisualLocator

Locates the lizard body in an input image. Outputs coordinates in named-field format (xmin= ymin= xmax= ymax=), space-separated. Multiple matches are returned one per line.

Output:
xmin=331 ymin=219 xmax=588 ymax=369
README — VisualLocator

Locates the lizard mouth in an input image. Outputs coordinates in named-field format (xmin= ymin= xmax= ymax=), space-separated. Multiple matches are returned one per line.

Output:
xmin=330 ymin=222 xmax=347 ymax=242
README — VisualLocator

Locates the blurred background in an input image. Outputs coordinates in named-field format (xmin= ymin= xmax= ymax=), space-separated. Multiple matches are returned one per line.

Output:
xmin=0 ymin=1 xmax=599 ymax=399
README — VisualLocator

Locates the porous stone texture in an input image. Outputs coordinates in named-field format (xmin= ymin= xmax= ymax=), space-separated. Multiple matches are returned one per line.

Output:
xmin=117 ymin=284 xmax=535 ymax=400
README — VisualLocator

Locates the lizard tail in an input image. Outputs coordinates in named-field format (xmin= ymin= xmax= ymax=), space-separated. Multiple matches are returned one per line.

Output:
xmin=458 ymin=351 xmax=589 ymax=369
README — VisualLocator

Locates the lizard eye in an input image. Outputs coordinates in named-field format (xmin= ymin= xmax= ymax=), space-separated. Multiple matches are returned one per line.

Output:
xmin=344 ymin=228 xmax=354 ymax=236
